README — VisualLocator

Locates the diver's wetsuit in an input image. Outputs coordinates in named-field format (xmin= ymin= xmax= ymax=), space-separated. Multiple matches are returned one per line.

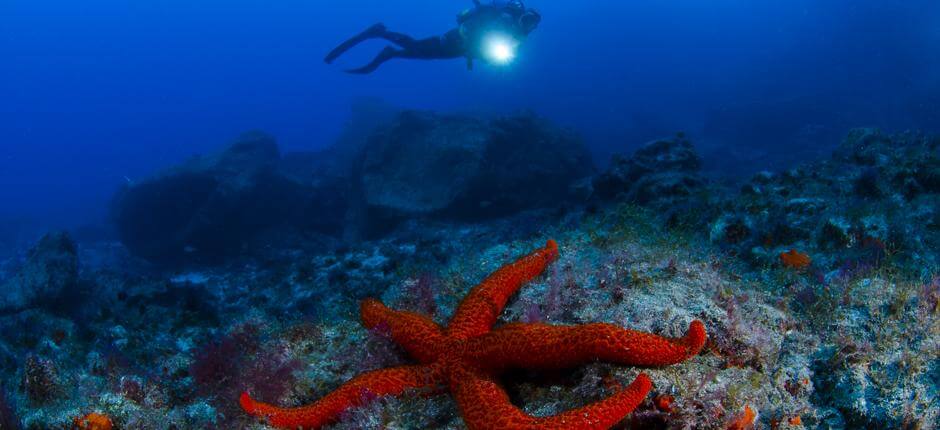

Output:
xmin=325 ymin=1 xmax=538 ymax=74
xmin=325 ymin=24 xmax=466 ymax=74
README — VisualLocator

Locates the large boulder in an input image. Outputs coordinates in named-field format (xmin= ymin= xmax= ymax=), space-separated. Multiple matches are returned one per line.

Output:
xmin=356 ymin=111 xmax=594 ymax=230
xmin=593 ymin=134 xmax=705 ymax=204
xmin=0 ymin=232 xmax=78 ymax=312
xmin=112 ymin=132 xmax=346 ymax=264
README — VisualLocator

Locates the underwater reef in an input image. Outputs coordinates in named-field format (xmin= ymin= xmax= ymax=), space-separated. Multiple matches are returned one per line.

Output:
xmin=112 ymin=111 xmax=592 ymax=263
xmin=0 ymin=114 xmax=938 ymax=429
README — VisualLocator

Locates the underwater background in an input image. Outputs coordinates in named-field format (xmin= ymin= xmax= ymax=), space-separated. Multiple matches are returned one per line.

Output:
xmin=1 ymin=1 xmax=939 ymax=429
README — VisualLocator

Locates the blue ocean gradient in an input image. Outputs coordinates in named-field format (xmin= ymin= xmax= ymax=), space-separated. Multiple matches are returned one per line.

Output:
xmin=1 ymin=0 xmax=938 ymax=229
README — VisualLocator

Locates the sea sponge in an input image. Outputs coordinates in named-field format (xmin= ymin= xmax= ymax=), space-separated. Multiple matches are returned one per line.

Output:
xmin=727 ymin=405 xmax=757 ymax=430
xmin=780 ymin=249 xmax=811 ymax=270
xmin=73 ymin=412 xmax=112 ymax=430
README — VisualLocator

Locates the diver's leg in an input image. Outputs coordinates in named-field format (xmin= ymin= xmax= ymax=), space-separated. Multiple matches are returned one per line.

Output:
xmin=324 ymin=23 xmax=388 ymax=64
xmin=378 ymin=31 xmax=419 ymax=50
xmin=345 ymin=46 xmax=403 ymax=74
xmin=393 ymin=35 xmax=464 ymax=60
xmin=345 ymin=33 xmax=464 ymax=74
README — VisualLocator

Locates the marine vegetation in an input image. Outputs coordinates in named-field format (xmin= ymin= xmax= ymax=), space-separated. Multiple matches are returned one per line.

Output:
xmin=240 ymin=240 xmax=706 ymax=429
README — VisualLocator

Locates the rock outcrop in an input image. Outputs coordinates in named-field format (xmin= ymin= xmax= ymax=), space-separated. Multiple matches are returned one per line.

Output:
xmin=593 ymin=134 xmax=705 ymax=204
xmin=709 ymin=128 xmax=940 ymax=269
xmin=0 ymin=231 xmax=78 ymax=312
xmin=112 ymin=132 xmax=347 ymax=264
xmin=112 ymin=111 xmax=597 ymax=263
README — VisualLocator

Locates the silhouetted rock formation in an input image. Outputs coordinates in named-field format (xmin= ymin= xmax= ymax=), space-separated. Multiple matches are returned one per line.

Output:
xmin=112 ymin=132 xmax=347 ymax=264
xmin=111 ymin=111 xmax=596 ymax=264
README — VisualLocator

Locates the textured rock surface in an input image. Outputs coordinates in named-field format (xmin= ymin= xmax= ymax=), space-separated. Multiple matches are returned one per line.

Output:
xmin=593 ymin=134 xmax=705 ymax=204
xmin=0 ymin=231 xmax=77 ymax=311
xmin=709 ymin=129 xmax=940 ymax=270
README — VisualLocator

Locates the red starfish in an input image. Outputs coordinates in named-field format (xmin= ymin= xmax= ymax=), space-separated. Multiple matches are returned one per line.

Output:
xmin=240 ymin=240 xmax=706 ymax=429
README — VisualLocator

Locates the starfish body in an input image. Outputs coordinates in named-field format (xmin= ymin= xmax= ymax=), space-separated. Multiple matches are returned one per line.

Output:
xmin=241 ymin=240 xmax=706 ymax=429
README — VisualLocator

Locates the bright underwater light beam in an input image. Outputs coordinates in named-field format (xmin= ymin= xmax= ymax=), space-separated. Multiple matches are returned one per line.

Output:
xmin=483 ymin=34 xmax=518 ymax=65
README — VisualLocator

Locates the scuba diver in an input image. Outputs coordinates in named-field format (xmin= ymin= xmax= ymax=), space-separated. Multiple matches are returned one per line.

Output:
xmin=325 ymin=0 xmax=541 ymax=74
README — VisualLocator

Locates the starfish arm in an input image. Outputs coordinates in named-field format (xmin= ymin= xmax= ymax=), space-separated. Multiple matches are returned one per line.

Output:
xmin=447 ymin=240 xmax=559 ymax=340
xmin=451 ymin=365 xmax=652 ymax=430
xmin=466 ymin=321 xmax=706 ymax=371
xmin=240 ymin=364 xmax=444 ymax=429
xmin=361 ymin=298 xmax=447 ymax=363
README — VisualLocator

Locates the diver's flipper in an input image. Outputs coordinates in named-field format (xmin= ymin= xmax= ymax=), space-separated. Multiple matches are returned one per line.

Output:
xmin=345 ymin=46 xmax=399 ymax=74
xmin=325 ymin=23 xmax=387 ymax=64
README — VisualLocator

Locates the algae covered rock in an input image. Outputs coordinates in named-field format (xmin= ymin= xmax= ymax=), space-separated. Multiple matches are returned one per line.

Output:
xmin=357 ymin=111 xmax=594 ymax=227
xmin=0 ymin=231 xmax=78 ymax=311
xmin=593 ymin=134 xmax=704 ymax=203
xmin=707 ymin=128 xmax=940 ymax=269
xmin=833 ymin=128 xmax=893 ymax=166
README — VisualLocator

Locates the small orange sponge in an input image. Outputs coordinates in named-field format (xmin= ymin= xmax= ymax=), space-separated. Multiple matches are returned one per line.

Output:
xmin=780 ymin=249 xmax=811 ymax=270
xmin=727 ymin=405 xmax=757 ymax=430
xmin=73 ymin=412 xmax=113 ymax=430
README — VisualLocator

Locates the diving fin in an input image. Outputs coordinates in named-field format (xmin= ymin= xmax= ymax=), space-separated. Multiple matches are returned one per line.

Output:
xmin=325 ymin=23 xmax=387 ymax=64
xmin=345 ymin=46 xmax=399 ymax=74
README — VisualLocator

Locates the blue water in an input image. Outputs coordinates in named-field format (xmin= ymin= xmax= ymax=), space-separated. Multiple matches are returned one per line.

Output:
xmin=1 ymin=0 xmax=938 ymax=228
